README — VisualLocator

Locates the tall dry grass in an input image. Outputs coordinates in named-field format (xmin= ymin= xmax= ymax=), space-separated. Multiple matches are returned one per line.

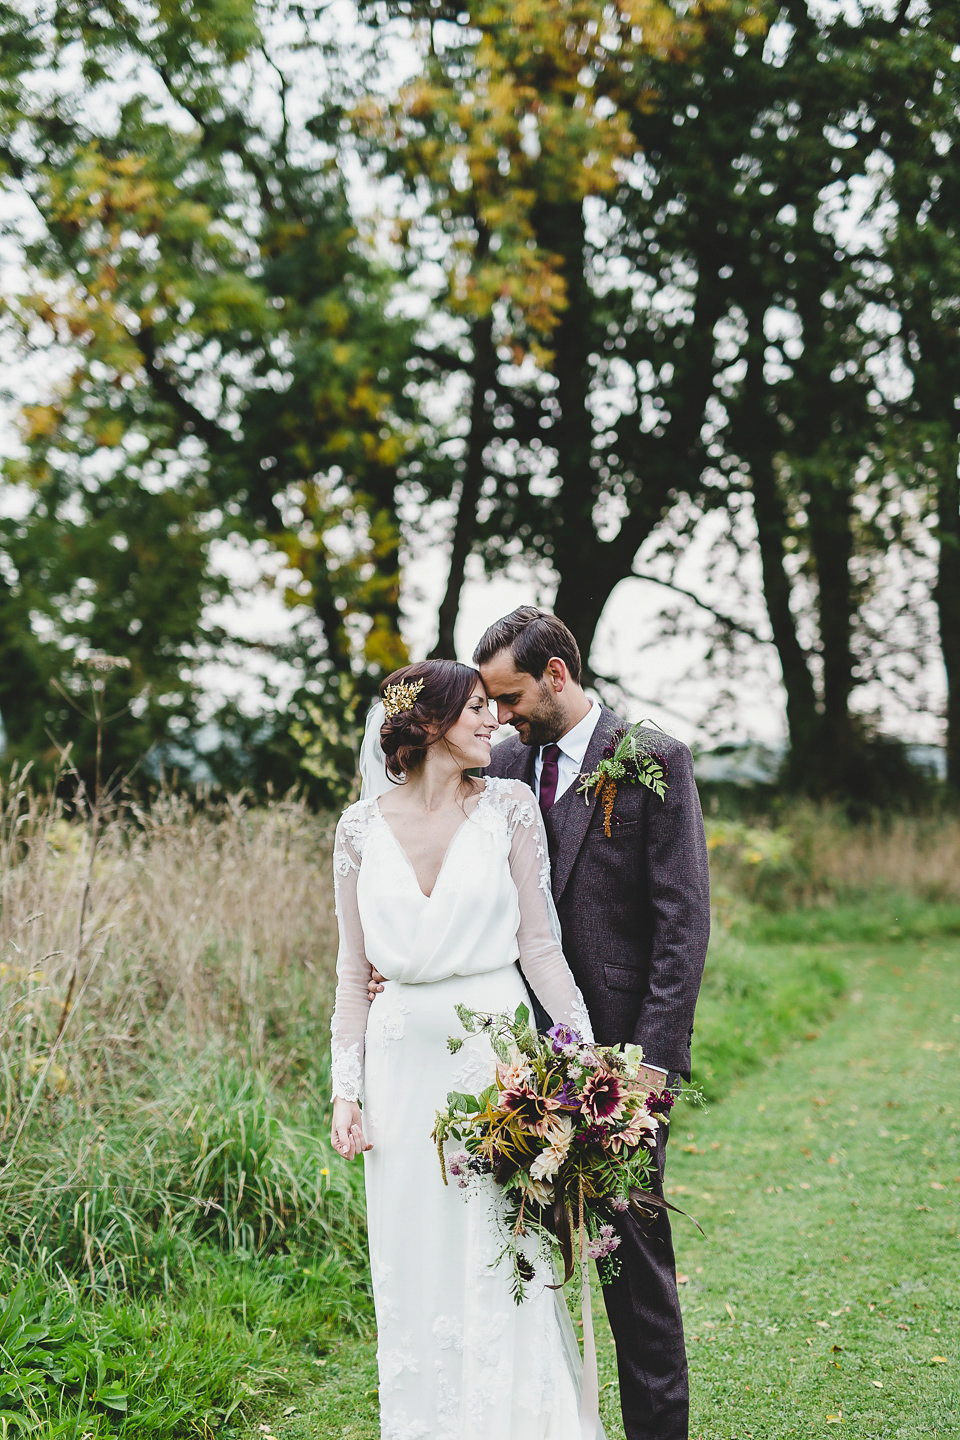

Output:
xmin=0 ymin=778 xmax=368 ymax=1307
xmin=705 ymin=804 xmax=960 ymax=913
xmin=0 ymin=778 xmax=338 ymax=1120
xmin=4 ymin=782 xmax=958 ymax=1110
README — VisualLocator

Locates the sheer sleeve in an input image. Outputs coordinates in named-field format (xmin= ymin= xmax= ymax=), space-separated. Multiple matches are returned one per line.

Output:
xmin=329 ymin=812 xmax=373 ymax=1102
xmin=505 ymin=784 xmax=595 ymax=1042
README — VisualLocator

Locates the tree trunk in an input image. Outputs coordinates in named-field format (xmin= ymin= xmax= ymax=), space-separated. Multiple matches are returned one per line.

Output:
xmin=747 ymin=449 xmax=821 ymax=772
xmin=362 ymin=463 xmax=409 ymax=675
xmin=736 ymin=293 xmax=820 ymax=776
xmin=806 ymin=467 xmax=858 ymax=784
xmin=553 ymin=566 xmax=622 ymax=678
xmin=539 ymin=199 xmax=600 ymax=664
xmin=429 ymin=312 xmax=496 ymax=659
xmin=935 ymin=450 xmax=960 ymax=791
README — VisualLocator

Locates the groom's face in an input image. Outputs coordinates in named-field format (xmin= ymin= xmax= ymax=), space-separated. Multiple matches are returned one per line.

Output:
xmin=478 ymin=652 xmax=567 ymax=748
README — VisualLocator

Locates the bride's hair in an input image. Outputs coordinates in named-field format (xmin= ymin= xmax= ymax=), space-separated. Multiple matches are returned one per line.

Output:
xmin=379 ymin=659 xmax=480 ymax=780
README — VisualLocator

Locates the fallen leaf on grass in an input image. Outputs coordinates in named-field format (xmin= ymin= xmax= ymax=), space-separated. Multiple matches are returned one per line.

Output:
xmin=725 ymin=1303 xmax=736 ymax=1322
xmin=930 ymin=1181 xmax=946 ymax=1190
xmin=676 ymin=1273 xmax=690 ymax=1284
xmin=929 ymin=1356 xmax=948 ymax=1364
xmin=871 ymin=1380 xmax=883 ymax=1388
xmin=826 ymin=1414 xmax=842 ymax=1424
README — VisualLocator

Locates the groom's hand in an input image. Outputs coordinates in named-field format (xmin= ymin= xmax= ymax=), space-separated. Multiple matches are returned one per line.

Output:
xmin=367 ymin=967 xmax=386 ymax=1002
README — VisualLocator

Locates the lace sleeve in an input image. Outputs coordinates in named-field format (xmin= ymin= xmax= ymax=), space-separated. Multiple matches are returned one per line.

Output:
xmin=329 ymin=811 xmax=372 ymax=1102
xmin=505 ymin=785 xmax=595 ymax=1043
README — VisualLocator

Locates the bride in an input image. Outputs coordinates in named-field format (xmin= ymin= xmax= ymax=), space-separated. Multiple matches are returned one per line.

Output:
xmin=330 ymin=658 xmax=602 ymax=1440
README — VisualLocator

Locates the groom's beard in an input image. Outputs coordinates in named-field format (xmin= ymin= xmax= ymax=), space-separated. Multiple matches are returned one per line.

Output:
xmin=512 ymin=682 xmax=567 ymax=748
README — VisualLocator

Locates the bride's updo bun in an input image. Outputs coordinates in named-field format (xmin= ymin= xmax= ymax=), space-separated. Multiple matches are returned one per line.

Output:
xmin=379 ymin=659 xmax=480 ymax=780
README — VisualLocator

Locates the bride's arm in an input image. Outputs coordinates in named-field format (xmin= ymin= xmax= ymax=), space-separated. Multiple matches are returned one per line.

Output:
xmin=507 ymin=787 xmax=595 ymax=1043
xmin=329 ymin=816 xmax=374 ymax=1156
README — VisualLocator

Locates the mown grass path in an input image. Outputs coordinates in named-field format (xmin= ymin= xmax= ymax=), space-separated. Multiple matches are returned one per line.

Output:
xmin=256 ymin=940 xmax=959 ymax=1440
xmin=666 ymin=940 xmax=959 ymax=1440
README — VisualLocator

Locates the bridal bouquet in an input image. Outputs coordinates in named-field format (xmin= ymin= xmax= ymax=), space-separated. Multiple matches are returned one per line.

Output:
xmin=432 ymin=1004 xmax=677 ymax=1301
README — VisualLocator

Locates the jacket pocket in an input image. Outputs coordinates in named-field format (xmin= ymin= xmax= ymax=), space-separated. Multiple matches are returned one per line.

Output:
xmin=594 ymin=817 xmax=638 ymax=842
xmin=603 ymin=963 xmax=643 ymax=994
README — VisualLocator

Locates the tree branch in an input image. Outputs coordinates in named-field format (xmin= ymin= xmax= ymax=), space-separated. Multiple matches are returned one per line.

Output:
xmin=136 ymin=327 xmax=229 ymax=451
xmin=630 ymin=570 xmax=771 ymax=647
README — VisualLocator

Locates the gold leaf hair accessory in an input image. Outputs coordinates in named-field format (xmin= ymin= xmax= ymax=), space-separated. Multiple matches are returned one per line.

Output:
xmin=382 ymin=678 xmax=425 ymax=719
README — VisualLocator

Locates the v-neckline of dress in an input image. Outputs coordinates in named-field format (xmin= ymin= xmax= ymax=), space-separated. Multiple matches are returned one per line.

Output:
xmin=374 ymin=784 xmax=488 ymax=900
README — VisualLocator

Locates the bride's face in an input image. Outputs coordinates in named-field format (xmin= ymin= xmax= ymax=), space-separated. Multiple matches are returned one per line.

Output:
xmin=441 ymin=683 xmax=499 ymax=769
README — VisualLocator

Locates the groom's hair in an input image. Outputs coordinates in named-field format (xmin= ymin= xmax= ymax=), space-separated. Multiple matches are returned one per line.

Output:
xmin=473 ymin=607 xmax=582 ymax=684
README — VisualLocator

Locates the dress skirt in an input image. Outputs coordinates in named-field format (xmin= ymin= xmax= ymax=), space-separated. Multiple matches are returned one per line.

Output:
xmin=363 ymin=962 xmax=584 ymax=1440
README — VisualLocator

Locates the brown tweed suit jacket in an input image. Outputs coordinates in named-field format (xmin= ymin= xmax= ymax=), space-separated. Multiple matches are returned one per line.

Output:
xmin=488 ymin=706 xmax=710 ymax=1079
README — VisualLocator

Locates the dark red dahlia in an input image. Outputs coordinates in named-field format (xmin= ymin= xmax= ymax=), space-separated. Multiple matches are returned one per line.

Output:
xmin=580 ymin=1069 xmax=626 ymax=1123
xmin=501 ymin=1083 xmax=562 ymax=1135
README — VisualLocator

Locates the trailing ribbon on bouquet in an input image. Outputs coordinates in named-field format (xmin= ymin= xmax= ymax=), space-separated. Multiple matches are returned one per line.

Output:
xmin=578 ymin=1180 xmax=600 ymax=1440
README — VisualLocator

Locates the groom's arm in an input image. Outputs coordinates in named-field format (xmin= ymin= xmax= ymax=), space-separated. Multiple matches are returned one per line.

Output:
xmin=631 ymin=739 xmax=710 ymax=1081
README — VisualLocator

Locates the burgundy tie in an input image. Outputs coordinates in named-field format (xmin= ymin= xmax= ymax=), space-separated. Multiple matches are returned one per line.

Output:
xmin=539 ymin=743 xmax=562 ymax=813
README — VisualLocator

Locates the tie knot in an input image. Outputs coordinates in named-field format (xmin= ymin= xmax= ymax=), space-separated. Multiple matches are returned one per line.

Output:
xmin=543 ymin=742 xmax=561 ymax=761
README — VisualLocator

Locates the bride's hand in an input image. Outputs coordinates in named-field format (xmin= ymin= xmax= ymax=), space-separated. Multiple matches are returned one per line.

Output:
xmin=367 ymin=967 xmax=386 ymax=1002
xmin=332 ymin=1098 xmax=371 ymax=1160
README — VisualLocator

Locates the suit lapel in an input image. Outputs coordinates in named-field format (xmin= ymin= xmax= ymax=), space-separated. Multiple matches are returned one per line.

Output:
xmin=549 ymin=706 xmax=623 ymax=903
xmin=494 ymin=734 xmax=536 ymax=786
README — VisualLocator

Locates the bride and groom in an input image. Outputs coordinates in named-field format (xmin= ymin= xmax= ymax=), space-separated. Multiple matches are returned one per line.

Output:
xmin=330 ymin=607 xmax=710 ymax=1440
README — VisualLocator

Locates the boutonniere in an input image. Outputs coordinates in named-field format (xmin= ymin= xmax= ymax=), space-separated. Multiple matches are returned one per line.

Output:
xmin=577 ymin=722 xmax=668 ymax=836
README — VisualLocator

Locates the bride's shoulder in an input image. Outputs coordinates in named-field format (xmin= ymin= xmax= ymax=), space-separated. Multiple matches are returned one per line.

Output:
xmin=334 ymin=796 xmax=381 ymax=853
xmin=480 ymin=776 xmax=539 ymax=825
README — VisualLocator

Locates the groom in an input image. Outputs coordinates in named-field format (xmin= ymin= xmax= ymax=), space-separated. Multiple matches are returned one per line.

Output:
xmin=477 ymin=607 xmax=710 ymax=1440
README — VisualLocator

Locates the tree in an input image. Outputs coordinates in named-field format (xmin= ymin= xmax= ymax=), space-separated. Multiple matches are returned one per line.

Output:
xmin=398 ymin=0 xmax=953 ymax=796
xmin=356 ymin=0 xmax=695 ymax=661
xmin=0 ymin=0 xmax=411 ymax=791
xmin=873 ymin=0 xmax=960 ymax=790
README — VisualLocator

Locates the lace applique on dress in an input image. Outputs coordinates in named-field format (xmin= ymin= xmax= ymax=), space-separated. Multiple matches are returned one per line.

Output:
xmin=333 ymin=797 xmax=381 ymax=879
xmin=330 ymin=1039 xmax=362 ymax=1103
xmin=450 ymin=1044 xmax=496 ymax=1094
xmin=380 ymin=1005 xmax=411 ymax=1048
xmin=379 ymin=1346 xmax=421 ymax=1396
xmin=431 ymin=1315 xmax=464 ymax=1352
xmin=477 ymin=776 xmax=538 ymax=835
xmin=381 ymin=1412 xmax=428 ymax=1440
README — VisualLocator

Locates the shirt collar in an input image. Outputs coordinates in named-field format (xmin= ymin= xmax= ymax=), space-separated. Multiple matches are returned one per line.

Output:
xmin=552 ymin=701 xmax=602 ymax=767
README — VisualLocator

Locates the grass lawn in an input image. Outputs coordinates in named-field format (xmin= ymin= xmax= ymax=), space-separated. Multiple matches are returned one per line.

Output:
xmin=246 ymin=937 xmax=959 ymax=1440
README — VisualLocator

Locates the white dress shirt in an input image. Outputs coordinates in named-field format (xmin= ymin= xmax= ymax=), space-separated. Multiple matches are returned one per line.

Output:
xmin=533 ymin=701 xmax=602 ymax=803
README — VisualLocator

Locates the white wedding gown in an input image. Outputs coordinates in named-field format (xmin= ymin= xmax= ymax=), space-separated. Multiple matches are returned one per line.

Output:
xmin=330 ymin=777 xmax=598 ymax=1440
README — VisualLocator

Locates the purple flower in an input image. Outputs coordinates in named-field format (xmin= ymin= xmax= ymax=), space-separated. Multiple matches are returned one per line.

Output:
xmin=606 ymin=1195 xmax=630 ymax=1213
xmin=645 ymin=1088 xmax=675 ymax=1114
xmin=547 ymin=1022 xmax=581 ymax=1056
xmin=587 ymin=1224 xmax=622 ymax=1260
